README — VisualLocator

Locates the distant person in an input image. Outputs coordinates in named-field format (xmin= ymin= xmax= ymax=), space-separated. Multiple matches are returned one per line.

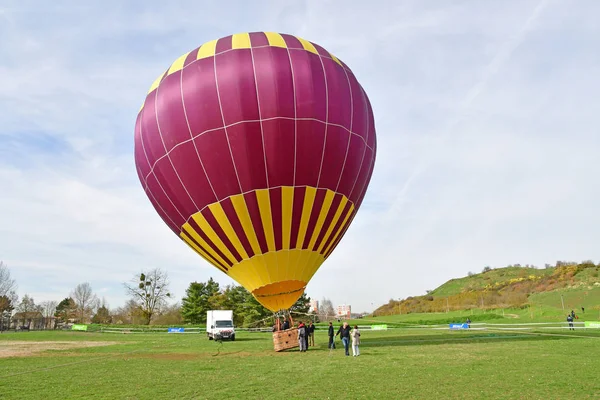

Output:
xmin=351 ymin=325 xmax=361 ymax=357
xmin=582 ymin=306 xmax=585 ymax=313
xmin=567 ymin=314 xmax=574 ymax=330
xmin=308 ymin=322 xmax=315 ymax=346
xmin=336 ymin=322 xmax=351 ymax=356
xmin=571 ymin=310 xmax=575 ymax=319
xmin=328 ymin=322 xmax=335 ymax=349
xmin=283 ymin=319 xmax=290 ymax=330
xmin=466 ymin=318 xmax=471 ymax=328
xmin=297 ymin=321 xmax=307 ymax=352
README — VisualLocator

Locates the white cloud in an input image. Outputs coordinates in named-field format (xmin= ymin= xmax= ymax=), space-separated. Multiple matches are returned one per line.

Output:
xmin=1 ymin=0 xmax=599 ymax=313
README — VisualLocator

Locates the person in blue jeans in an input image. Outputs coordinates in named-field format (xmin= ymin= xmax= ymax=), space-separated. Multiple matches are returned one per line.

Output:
xmin=335 ymin=322 xmax=351 ymax=356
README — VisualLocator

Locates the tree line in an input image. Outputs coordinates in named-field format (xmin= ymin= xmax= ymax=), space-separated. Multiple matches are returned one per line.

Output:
xmin=0 ymin=262 xmax=330 ymax=328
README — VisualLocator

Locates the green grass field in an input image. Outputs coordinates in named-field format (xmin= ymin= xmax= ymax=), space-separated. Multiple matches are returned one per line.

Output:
xmin=2 ymin=323 xmax=600 ymax=399
xmin=529 ymin=287 xmax=600 ymax=312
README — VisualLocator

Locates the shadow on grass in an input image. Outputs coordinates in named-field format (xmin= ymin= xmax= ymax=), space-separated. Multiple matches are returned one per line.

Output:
xmin=275 ymin=333 xmax=571 ymax=352
xmin=207 ymin=337 xmax=263 ymax=342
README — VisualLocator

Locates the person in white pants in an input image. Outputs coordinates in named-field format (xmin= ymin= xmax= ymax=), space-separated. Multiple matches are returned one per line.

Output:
xmin=351 ymin=325 xmax=361 ymax=356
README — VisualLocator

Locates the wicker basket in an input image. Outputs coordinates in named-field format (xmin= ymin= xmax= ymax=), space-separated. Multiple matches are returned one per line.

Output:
xmin=272 ymin=327 xmax=299 ymax=352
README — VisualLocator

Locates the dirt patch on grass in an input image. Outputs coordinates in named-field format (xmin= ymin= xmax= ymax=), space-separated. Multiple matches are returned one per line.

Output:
xmin=0 ymin=341 xmax=119 ymax=359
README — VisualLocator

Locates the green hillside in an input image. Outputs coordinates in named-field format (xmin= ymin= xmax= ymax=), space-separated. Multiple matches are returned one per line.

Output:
xmin=430 ymin=266 xmax=553 ymax=296
xmin=375 ymin=261 xmax=600 ymax=316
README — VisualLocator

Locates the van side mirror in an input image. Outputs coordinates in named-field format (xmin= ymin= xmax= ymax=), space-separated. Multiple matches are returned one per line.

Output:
xmin=211 ymin=325 xmax=214 ymax=329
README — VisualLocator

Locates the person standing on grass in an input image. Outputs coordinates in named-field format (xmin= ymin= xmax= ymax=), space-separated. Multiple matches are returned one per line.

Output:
xmin=328 ymin=322 xmax=336 ymax=349
xmin=297 ymin=321 xmax=307 ymax=352
xmin=336 ymin=322 xmax=351 ymax=356
xmin=308 ymin=322 xmax=315 ymax=347
xmin=567 ymin=314 xmax=574 ymax=330
xmin=351 ymin=325 xmax=361 ymax=357
xmin=304 ymin=325 xmax=310 ymax=351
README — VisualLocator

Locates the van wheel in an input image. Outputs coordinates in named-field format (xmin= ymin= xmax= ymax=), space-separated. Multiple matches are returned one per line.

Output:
xmin=231 ymin=335 xmax=235 ymax=341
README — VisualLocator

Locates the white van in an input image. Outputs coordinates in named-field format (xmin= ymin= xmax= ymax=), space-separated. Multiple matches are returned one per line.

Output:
xmin=206 ymin=310 xmax=235 ymax=341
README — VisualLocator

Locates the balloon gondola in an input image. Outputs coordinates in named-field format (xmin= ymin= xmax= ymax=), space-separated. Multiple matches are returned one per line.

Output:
xmin=134 ymin=32 xmax=376 ymax=345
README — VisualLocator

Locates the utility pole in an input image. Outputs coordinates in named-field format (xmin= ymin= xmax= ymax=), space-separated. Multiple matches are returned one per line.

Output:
xmin=561 ymin=294 xmax=565 ymax=310
xmin=446 ymin=297 xmax=449 ymax=313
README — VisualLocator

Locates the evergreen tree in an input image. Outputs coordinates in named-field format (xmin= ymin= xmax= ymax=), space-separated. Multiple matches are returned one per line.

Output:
xmin=290 ymin=292 xmax=311 ymax=315
xmin=180 ymin=278 xmax=220 ymax=324
xmin=55 ymin=297 xmax=77 ymax=322
xmin=91 ymin=305 xmax=112 ymax=324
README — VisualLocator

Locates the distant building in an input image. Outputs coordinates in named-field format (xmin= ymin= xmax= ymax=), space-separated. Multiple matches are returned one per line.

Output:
xmin=309 ymin=299 xmax=319 ymax=313
xmin=337 ymin=304 xmax=351 ymax=319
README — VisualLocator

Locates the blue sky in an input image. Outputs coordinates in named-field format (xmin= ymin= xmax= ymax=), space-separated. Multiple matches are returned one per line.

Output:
xmin=1 ymin=0 xmax=599 ymax=313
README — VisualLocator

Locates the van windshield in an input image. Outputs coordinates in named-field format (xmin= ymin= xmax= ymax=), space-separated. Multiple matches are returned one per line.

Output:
xmin=215 ymin=320 xmax=233 ymax=328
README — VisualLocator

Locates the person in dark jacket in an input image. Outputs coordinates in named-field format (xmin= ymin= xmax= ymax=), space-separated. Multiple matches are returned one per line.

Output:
xmin=567 ymin=314 xmax=574 ymax=330
xmin=308 ymin=322 xmax=315 ymax=346
xmin=304 ymin=322 xmax=310 ymax=350
xmin=336 ymin=322 xmax=351 ymax=356
xmin=283 ymin=319 xmax=290 ymax=330
xmin=328 ymin=322 xmax=335 ymax=349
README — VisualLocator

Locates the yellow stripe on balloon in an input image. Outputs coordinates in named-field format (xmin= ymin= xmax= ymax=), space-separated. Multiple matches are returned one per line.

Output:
xmin=197 ymin=39 xmax=217 ymax=59
xmin=230 ymin=194 xmax=262 ymax=256
xmin=208 ymin=202 xmax=249 ymax=260
xmin=191 ymin=213 xmax=237 ymax=265
xmin=328 ymin=52 xmax=343 ymax=67
xmin=307 ymin=189 xmax=335 ymax=250
xmin=317 ymin=196 xmax=349 ymax=253
xmin=323 ymin=203 xmax=355 ymax=256
xmin=180 ymin=231 xmax=227 ymax=272
xmin=256 ymin=189 xmax=276 ymax=252
xmin=295 ymin=187 xmax=316 ymax=248
xmin=227 ymin=256 xmax=261 ymax=291
xmin=182 ymin=222 xmax=231 ymax=268
xmin=167 ymin=51 xmax=191 ymax=76
xmin=296 ymin=37 xmax=318 ymax=54
xmin=281 ymin=187 xmax=294 ymax=250
xmin=147 ymin=72 xmax=165 ymax=94
xmin=231 ymin=32 xmax=251 ymax=49
xmin=264 ymin=32 xmax=287 ymax=48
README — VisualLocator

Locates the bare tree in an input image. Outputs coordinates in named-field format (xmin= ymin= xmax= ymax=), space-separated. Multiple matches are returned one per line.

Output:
xmin=71 ymin=283 xmax=99 ymax=323
xmin=319 ymin=297 xmax=335 ymax=321
xmin=112 ymin=299 xmax=144 ymax=325
xmin=0 ymin=261 xmax=17 ymax=298
xmin=124 ymin=268 xmax=171 ymax=325
xmin=16 ymin=294 xmax=37 ymax=314
xmin=40 ymin=301 xmax=58 ymax=319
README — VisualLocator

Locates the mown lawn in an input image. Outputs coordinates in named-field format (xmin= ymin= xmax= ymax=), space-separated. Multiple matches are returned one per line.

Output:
xmin=1 ymin=327 xmax=600 ymax=399
xmin=529 ymin=286 xmax=600 ymax=314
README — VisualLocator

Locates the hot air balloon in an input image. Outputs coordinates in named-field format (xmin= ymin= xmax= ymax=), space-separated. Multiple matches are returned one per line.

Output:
xmin=134 ymin=31 xmax=376 ymax=313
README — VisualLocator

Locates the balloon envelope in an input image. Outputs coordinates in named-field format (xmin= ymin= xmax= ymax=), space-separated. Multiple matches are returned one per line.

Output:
xmin=134 ymin=32 xmax=376 ymax=311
